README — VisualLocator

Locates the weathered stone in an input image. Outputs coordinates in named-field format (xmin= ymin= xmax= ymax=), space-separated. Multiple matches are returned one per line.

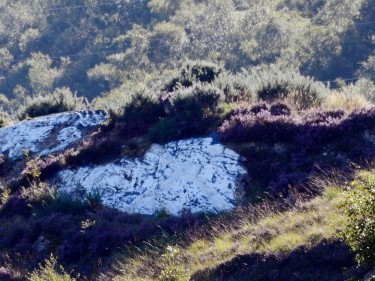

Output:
xmin=0 ymin=110 xmax=107 ymax=159
xmin=55 ymin=137 xmax=247 ymax=215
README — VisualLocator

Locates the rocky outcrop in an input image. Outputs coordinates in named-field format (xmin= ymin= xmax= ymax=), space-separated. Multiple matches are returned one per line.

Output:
xmin=55 ymin=137 xmax=247 ymax=215
xmin=0 ymin=110 xmax=107 ymax=159
xmin=0 ymin=111 xmax=248 ymax=215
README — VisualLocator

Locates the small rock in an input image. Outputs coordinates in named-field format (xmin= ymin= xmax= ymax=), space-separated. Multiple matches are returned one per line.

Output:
xmin=33 ymin=235 xmax=51 ymax=254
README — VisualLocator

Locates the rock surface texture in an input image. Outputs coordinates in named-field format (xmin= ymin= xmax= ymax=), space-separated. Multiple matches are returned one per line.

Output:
xmin=55 ymin=137 xmax=247 ymax=215
xmin=0 ymin=110 xmax=107 ymax=159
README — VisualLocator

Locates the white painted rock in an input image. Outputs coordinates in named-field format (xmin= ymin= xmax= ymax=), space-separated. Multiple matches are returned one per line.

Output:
xmin=0 ymin=110 xmax=107 ymax=159
xmin=55 ymin=137 xmax=247 ymax=215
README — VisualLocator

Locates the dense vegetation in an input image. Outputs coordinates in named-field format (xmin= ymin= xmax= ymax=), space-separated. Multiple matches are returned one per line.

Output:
xmin=0 ymin=0 xmax=375 ymax=117
xmin=0 ymin=0 xmax=374 ymax=280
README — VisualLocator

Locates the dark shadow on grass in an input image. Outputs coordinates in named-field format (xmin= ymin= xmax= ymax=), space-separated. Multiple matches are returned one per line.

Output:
xmin=192 ymin=240 xmax=359 ymax=281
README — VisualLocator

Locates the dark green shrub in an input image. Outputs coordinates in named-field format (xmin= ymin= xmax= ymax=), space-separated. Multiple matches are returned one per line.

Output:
xmin=163 ymin=61 xmax=223 ymax=92
xmin=121 ymin=91 xmax=165 ymax=125
xmin=171 ymin=84 xmax=224 ymax=120
xmin=342 ymin=180 xmax=375 ymax=267
xmin=19 ymin=88 xmax=88 ymax=119
xmin=148 ymin=117 xmax=180 ymax=143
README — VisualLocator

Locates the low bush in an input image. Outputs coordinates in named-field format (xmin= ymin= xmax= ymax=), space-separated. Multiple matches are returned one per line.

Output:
xmin=170 ymin=84 xmax=224 ymax=120
xmin=19 ymin=88 xmax=88 ymax=120
xmin=251 ymin=66 xmax=328 ymax=109
xmin=213 ymin=71 xmax=255 ymax=103
xmin=342 ymin=180 xmax=375 ymax=267
xmin=219 ymin=102 xmax=297 ymax=143
xmin=148 ymin=117 xmax=181 ymax=143
xmin=220 ymin=105 xmax=375 ymax=195
xmin=120 ymin=91 xmax=165 ymax=125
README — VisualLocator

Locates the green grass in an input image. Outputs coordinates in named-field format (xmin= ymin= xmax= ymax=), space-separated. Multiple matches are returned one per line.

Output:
xmin=111 ymin=186 xmax=346 ymax=281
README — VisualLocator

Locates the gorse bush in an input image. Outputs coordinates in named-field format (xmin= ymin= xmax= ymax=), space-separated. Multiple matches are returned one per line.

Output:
xmin=250 ymin=66 xmax=328 ymax=109
xmin=213 ymin=71 xmax=255 ymax=103
xmin=342 ymin=180 xmax=375 ymax=267
xmin=163 ymin=61 xmax=223 ymax=92
xmin=121 ymin=91 xmax=165 ymax=125
xmin=19 ymin=88 xmax=88 ymax=120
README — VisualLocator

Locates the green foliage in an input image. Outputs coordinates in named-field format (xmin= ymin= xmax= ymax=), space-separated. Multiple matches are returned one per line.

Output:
xmin=28 ymin=255 xmax=77 ymax=281
xmin=164 ymin=61 xmax=223 ymax=92
xmin=252 ymin=66 xmax=328 ymax=109
xmin=148 ymin=117 xmax=180 ymax=143
xmin=340 ymin=78 xmax=375 ymax=103
xmin=157 ymin=246 xmax=190 ymax=281
xmin=171 ymin=84 xmax=224 ymax=120
xmin=19 ymin=88 xmax=88 ymax=119
xmin=121 ymin=91 xmax=165 ymax=125
xmin=213 ymin=72 xmax=255 ymax=103
xmin=342 ymin=180 xmax=375 ymax=267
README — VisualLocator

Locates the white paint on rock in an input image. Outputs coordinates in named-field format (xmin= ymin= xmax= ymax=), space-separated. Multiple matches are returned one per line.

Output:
xmin=55 ymin=137 xmax=247 ymax=215
xmin=0 ymin=110 xmax=107 ymax=159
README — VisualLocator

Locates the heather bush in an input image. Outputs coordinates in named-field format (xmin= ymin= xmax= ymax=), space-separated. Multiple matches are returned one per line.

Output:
xmin=163 ymin=61 xmax=223 ymax=92
xmin=342 ymin=180 xmax=375 ymax=267
xmin=220 ymin=105 xmax=375 ymax=195
xmin=19 ymin=88 xmax=88 ymax=120
xmin=220 ymin=102 xmax=298 ymax=143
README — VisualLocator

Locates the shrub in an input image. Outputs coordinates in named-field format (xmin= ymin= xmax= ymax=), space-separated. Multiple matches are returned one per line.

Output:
xmin=342 ymin=180 xmax=375 ymax=267
xmin=28 ymin=255 xmax=77 ymax=281
xmin=163 ymin=61 xmax=223 ymax=92
xmin=220 ymin=105 xmax=375 ymax=195
xmin=170 ymin=84 xmax=224 ymax=120
xmin=341 ymin=78 xmax=375 ymax=103
xmin=220 ymin=102 xmax=297 ymax=143
xmin=19 ymin=88 xmax=88 ymax=120
xmin=121 ymin=91 xmax=165 ymax=125
xmin=252 ymin=66 xmax=328 ymax=109
xmin=148 ymin=117 xmax=180 ymax=143
xmin=213 ymin=71 xmax=255 ymax=103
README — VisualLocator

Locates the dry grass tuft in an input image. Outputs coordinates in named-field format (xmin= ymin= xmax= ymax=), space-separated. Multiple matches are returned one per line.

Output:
xmin=323 ymin=91 xmax=369 ymax=111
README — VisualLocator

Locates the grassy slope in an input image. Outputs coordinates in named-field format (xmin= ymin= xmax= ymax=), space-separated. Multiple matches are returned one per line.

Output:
xmin=111 ymin=184 xmax=355 ymax=281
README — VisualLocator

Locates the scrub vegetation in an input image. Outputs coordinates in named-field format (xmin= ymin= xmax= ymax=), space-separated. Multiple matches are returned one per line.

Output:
xmin=0 ymin=0 xmax=374 ymax=280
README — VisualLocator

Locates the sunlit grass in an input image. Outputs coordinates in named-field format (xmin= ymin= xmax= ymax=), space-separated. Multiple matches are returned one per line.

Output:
xmin=112 ymin=185 xmax=346 ymax=280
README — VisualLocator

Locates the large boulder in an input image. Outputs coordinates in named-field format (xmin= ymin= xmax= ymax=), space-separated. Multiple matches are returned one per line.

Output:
xmin=0 ymin=110 xmax=107 ymax=160
xmin=55 ymin=137 xmax=248 ymax=215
